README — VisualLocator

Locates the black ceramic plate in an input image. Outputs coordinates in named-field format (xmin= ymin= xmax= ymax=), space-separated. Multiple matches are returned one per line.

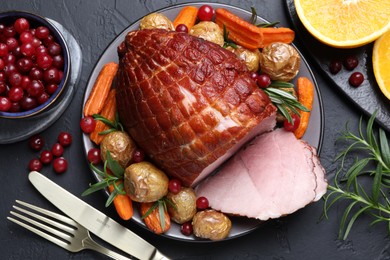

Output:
xmin=82 ymin=2 xmax=324 ymax=241
xmin=0 ymin=19 xmax=82 ymax=144
xmin=285 ymin=0 xmax=390 ymax=132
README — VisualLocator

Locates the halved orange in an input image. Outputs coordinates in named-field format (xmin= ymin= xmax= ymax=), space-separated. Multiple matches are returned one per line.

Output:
xmin=373 ymin=30 xmax=390 ymax=100
xmin=294 ymin=0 xmax=390 ymax=48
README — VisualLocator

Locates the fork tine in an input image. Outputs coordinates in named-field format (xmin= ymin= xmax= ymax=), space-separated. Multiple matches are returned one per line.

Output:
xmin=9 ymin=209 xmax=74 ymax=241
xmin=7 ymin=215 xmax=69 ymax=248
xmin=15 ymin=200 xmax=78 ymax=227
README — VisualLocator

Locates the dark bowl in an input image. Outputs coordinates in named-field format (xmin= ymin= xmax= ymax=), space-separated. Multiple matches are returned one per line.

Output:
xmin=0 ymin=10 xmax=70 ymax=118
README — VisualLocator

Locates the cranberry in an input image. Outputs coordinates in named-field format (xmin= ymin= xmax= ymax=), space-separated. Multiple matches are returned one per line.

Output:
xmin=8 ymin=72 xmax=22 ymax=87
xmin=29 ymin=135 xmax=44 ymax=151
xmin=29 ymin=67 xmax=43 ymax=80
xmin=6 ymin=37 xmax=18 ymax=51
xmin=181 ymin=222 xmax=193 ymax=236
xmin=35 ymin=45 xmax=47 ymax=55
xmin=12 ymin=46 xmax=22 ymax=58
xmin=53 ymin=157 xmax=68 ymax=173
xmin=28 ymin=158 xmax=42 ymax=171
xmin=343 ymin=56 xmax=359 ymax=70
xmin=0 ymin=81 xmax=7 ymax=95
xmin=196 ymin=196 xmax=209 ymax=210
xmin=42 ymin=35 xmax=54 ymax=46
xmin=58 ymin=132 xmax=72 ymax=146
xmin=80 ymin=116 xmax=96 ymax=134
xmin=52 ymin=55 xmax=64 ymax=69
xmin=46 ymin=83 xmax=58 ymax=95
xmin=256 ymin=74 xmax=271 ymax=88
xmin=0 ymin=58 xmax=4 ymax=70
xmin=283 ymin=113 xmax=301 ymax=132
xmin=37 ymin=92 xmax=49 ymax=104
xmin=16 ymin=58 xmax=34 ymax=72
xmin=175 ymin=24 xmax=188 ymax=33
xmin=14 ymin=18 xmax=30 ymax=34
xmin=8 ymin=86 xmax=24 ymax=102
xmin=20 ymin=31 xmax=34 ymax=43
xmin=36 ymin=53 xmax=53 ymax=69
xmin=349 ymin=72 xmax=364 ymax=87
xmin=132 ymin=149 xmax=145 ymax=163
xmin=27 ymin=80 xmax=44 ymax=97
xmin=20 ymin=42 xmax=35 ymax=57
xmin=3 ymin=26 xmax=16 ymax=38
xmin=0 ymin=71 xmax=6 ymax=82
xmin=40 ymin=150 xmax=53 ymax=164
xmin=47 ymin=43 xmax=61 ymax=56
xmin=198 ymin=5 xmax=215 ymax=21
xmin=9 ymin=102 xmax=21 ymax=112
xmin=20 ymin=96 xmax=37 ymax=110
xmin=31 ymin=37 xmax=41 ymax=48
xmin=87 ymin=148 xmax=101 ymax=165
xmin=0 ymin=96 xmax=11 ymax=111
xmin=20 ymin=76 xmax=31 ymax=90
xmin=35 ymin=26 xmax=50 ymax=39
xmin=43 ymin=67 xmax=60 ymax=83
xmin=0 ymin=43 xmax=9 ymax=57
xmin=51 ymin=143 xmax=64 ymax=157
xmin=168 ymin=179 xmax=182 ymax=194
xmin=4 ymin=53 xmax=16 ymax=65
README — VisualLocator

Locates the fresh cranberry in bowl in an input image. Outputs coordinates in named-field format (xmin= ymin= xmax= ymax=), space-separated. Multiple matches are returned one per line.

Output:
xmin=0 ymin=10 xmax=70 ymax=119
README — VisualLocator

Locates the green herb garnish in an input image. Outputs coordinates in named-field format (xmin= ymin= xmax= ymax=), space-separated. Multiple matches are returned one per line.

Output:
xmin=93 ymin=112 xmax=124 ymax=135
xmin=250 ymin=7 xmax=280 ymax=28
xmin=142 ymin=197 xmax=176 ymax=231
xmin=222 ymin=24 xmax=238 ymax=49
xmin=322 ymin=111 xmax=390 ymax=240
xmin=82 ymin=150 xmax=125 ymax=207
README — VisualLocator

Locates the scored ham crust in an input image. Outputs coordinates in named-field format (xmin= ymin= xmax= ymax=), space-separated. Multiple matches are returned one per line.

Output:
xmin=195 ymin=128 xmax=328 ymax=220
xmin=116 ymin=29 xmax=277 ymax=186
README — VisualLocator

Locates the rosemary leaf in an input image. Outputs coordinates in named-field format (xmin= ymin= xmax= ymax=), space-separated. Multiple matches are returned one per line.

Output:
xmin=257 ymin=21 xmax=280 ymax=28
xmin=270 ymin=81 xmax=295 ymax=88
xmin=106 ymin=188 xmax=117 ymax=207
xmin=372 ymin=164 xmax=383 ymax=204
xmin=379 ymin=128 xmax=390 ymax=167
xmin=343 ymin=205 xmax=371 ymax=240
xmin=158 ymin=200 xmax=166 ymax=231
xmin=250 ymin=7 xmax=257 ymax=24
xmin=105 ymin=151 xmax=124 ymax=178
xmin=345 ymin=158 xmax=370 ymax=189
xmin=338 ymin=200 xmax=359 ymax=239
xmin=82 ymin=181 xmax=110 ymax=196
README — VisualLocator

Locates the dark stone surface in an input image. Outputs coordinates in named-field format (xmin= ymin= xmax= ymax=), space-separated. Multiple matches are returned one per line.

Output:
xmin=0 ymin=0 xmax=388 ymax=259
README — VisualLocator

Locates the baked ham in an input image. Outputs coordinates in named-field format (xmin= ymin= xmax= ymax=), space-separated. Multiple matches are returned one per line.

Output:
xmin=195 ymin=128 xmax=328 ymax=220
xmin=116 ymin=29 xmax=277 ymax=186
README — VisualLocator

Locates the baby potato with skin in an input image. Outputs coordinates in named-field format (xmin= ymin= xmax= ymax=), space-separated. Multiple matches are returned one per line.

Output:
xmin=189 ymin=21 xmax=224 ymax=46
xmin=139 ymin=13 xmax=174 ymax=30
xmin=226 ymin=45 xmax=261 ymax=72
xmin=100 ymin=131 xmax=136 ymax=168
xmin=167 ymin=187 xmax=197 ymax=224
xmin=192 ymin=209 xmax=232 ymax=240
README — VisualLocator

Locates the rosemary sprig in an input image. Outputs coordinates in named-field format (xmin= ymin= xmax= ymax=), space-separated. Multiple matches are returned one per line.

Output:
xmin=82 ymin=150 xmax=125 ymax=207
xmin=222 ymin=24 xmax=237 ymax=49
xmin=323 ymin=111 xmax=390 ymax=239
xmin=250 ymin=7 xmax=280 ymax=28
xmin=263 ymin=83 xmax=309 ymax=122
xmin=141 ymin=197 xmax=176 ymax=231
xmin=93 ymin=112 xmax=124 ymax=135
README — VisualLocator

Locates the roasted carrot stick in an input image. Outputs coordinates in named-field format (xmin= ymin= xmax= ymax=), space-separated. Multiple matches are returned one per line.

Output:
xmin=89 ymin=88 xmax=117 ymax=145
xmin=215 ymin=8 xmax=263 ymax=50
xmin=108 ymin=184 xmax=133 ymax=220
xmin=173 ymin=6 xmax=198 ymax=30
xmin=84 ymin=62 xmax=118 ymax=117
xmin=294 ymin=77 xmax=314 ymax=139
xmin=140 ymin=202 xmax=171 ymax=234
xmin=260 ymin=27 xmax=295 ymax=47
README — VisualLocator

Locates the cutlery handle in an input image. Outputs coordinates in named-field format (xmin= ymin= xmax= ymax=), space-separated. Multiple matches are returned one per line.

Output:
xmin=83 ymin=236 xmax=132 ymax=260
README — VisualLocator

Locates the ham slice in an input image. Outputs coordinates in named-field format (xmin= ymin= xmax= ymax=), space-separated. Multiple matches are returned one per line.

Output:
xmin=195 ymin=128 xmax=327 ymax=220
xmin=116 ymin=29 xmax=277 ymax=186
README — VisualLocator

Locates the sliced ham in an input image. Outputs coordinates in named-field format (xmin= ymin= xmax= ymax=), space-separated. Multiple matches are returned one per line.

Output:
xmin=195 ymin=128 xmax=327 ymax=220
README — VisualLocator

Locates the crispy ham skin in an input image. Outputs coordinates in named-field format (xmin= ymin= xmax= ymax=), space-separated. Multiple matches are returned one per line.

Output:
xmin=116 ymin=29 xmax=276 ymax=186
xmin=195 ymin=128 xmax=328 ymax=220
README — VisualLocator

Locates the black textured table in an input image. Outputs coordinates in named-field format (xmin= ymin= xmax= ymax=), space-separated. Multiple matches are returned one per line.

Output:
xmin=1 ymin=0 xmax=388 ymax=259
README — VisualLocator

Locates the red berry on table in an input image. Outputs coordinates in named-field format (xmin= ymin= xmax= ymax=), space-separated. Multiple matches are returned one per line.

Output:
xmin=329 ymin=59 xmax=342 ymax=74
xmin=58 ymin=132 xmax=72 ymax=146
xmin=196 ymin=196 xmax=209 ymax=210
xmin=181 ymin=222 xmax=193 ymax=236
xmin=87 ymin=148 xmax=101 ymax=165
xmin=28 ymin=158 xmax=42 ymax=171
xmin=175 ymin=24 xmax=188 ymax=33
xmin=53 ymin=157 xmax=68 ymax=173
xmin=80 ymin=116 xmax=96 ymax=134
xmin=14 ymin=18 xmax=30 ymax=34
xmin=343 ymin=55 xmax=359 ymax=70
xmin=40 ymin=150 xmax=53 ymax=164
xmin=349 ymin=72 xmax=364 ymax=87
xmin=283 ymin=113 xmax=301 ymax=132
xmin=198 ymin=5 xmax=215 ymax=21
xmin=29 ymin=135 xmax=44 ymax=151
xmin=168 ymin=179 xmax=182 ymax=194
xmin=51 ymin=143 xmax=64 ymax=157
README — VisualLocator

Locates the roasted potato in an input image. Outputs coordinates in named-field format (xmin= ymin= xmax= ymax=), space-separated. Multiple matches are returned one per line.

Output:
xmin=139 ymin=13 xmax=174 ymax=30
xmin=226 ymin=45 xmax=261 ymax=72
xmin=189 ymin=21 xmax=224 ymax=47
xmin=259 ymin=42 xmax=300 ymax=82
xmin=167 ymin=187 xmax=197 ymax=224
xmin=124 ymin=161 xmax=168 ymax=202
xmin=100 ymin=131 xmax=136 ymax=168
xmin=192 ymin=209 xmax=232 ymax=240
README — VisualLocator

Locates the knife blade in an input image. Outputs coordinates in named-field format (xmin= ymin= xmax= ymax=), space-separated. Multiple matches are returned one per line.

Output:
xmin=28 ymin=171 xmax=170 ymax=260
